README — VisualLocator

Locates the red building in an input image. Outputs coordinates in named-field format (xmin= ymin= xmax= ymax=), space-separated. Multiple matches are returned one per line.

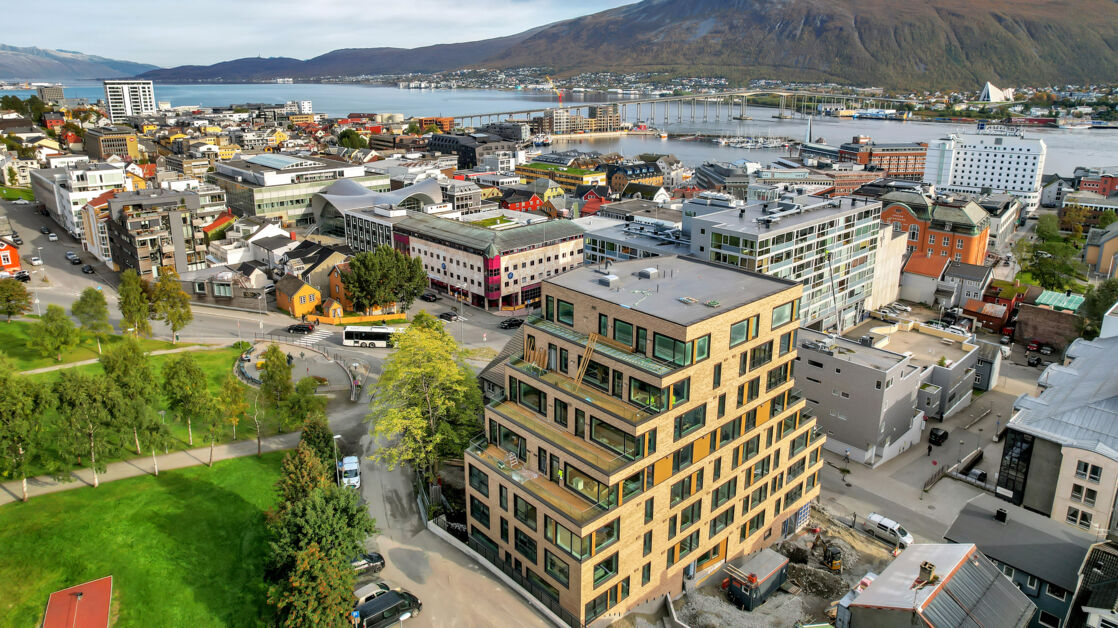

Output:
xmin=500 ymin=189 xmax=543 ymax=212
xmin=0 ymin=237 xmax=21 ymax=273
xmin=1078 ymin=174 xmax=1118 ymax=196
xmin=838 ymin=136 xmax=927 ymax=181
xmin=881 ymin=189 xmax=990 ymax=265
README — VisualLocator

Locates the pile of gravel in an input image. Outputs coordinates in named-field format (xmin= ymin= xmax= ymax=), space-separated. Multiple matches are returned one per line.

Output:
xmin=787 ymin=563 xmax=849 ymax=599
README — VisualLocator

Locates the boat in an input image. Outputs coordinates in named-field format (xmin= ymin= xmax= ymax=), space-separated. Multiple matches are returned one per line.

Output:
xmin=659 ymin=131 xmax=668 ymax=139
xmin=1057 ymin=118 xmax=1092 ymax=130
xmin=531 ymin=134 xmax=552 ymax=146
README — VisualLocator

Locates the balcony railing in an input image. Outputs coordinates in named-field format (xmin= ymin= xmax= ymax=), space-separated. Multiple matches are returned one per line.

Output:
xmin=508 ymin=356 xmax=656 ymax=425
xmin=488 ymin=400 xmax=634 ymax=476
xmin=525 ymin=315 xmax=679 ymax=378
xmin=466 ymin=435 xmax=610 ymax=528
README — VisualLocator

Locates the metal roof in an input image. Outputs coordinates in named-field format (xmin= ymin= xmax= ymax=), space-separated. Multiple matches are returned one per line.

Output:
xmin=944 ymin=494 xmax=1095 ymax=591
xmin=944 ymin=261 xmax=992 ymax=283
xmin=244 ymin=153 xmax=320 ymax=170
xmin=395 ymin=213 xmax=584 ymax=256
xmin=1034 ymin=290 xmax=1085 ymax=312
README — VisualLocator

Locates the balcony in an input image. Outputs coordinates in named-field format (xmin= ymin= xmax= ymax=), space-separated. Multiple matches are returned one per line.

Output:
xmin=525 ymin=315 xmax=678 ymax=378
xmin=466 ymin=436 xmax=610 ymax=528
xmin=488 ymin=400 xmax=634 ymax=476
xmin=508 ymin=357 xmax=655 ymax=426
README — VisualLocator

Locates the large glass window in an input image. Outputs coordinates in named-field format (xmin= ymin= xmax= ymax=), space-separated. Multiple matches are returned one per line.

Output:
xmin=498 ymin=425 xmax=527 ymax=461
xmin=557 ymin=300 xmax=574 ymax=326
xmin=674 ymin=404 xmax=706 ymax=440
xmin=515 ymin=527 xmax=537 ymax=563
xmin=545 ymin=516 xmax=590 ymax=560
xmin=591 ymin=416 xmax=643 ymax=459
xmin=614 ymin=320 xmax=634 ymax=346
xmin=468 ymin=465 xmax=489 ymax=497
xmin=517 ymin=380 xmax=547 ymax=414
xmin=544 ymin=550 xmax=570 ymax=587
xmin=767 ymin=362 xmax=791 ymax=390
xmin=694 ymin=335 xmax=710 ymax=363
xmin=565 ymin=464 xmax=615 ymax=507
xmin=630 ymin=378 xmax=666 ymax=412
xmin=553 ymin=399 xmax=569 ymax=428
xmin=672 ymin=443 xmax=694 ymax=473
xmin=514 ymin=495 xmax=538 ymax=531
xmin=677 ymin=530 xmax=700 ymax=560
xmin=622 ymin=472 xmax=643 ymax=500
xmin=772 ymin=300 xmax=797 ymax=329
xmin=750 ymin=341 xmax=773 ymax=370
xmin=583 ymin=359 xmax=610 ymax=391
xmin=470 ymin=496 xmax=490 ymax=527
xmin=594 ymin=519 xmax=619 ymax=552
xmin=593 ymin=553 xmax=618 ymax=587
xmin=730 ymin=316 xmax=759 ymax=347
xmin=671 ymin=379 xmax=690 ymax=406
xmin=653 ymin=333 xmax=692 ymax=367
xmin=545 ymin=295 xmax=555 ymax=321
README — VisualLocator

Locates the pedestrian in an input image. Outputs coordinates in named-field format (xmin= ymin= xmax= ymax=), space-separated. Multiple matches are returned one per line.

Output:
xmin=843 ymin=449 xmax=850 ymax=463
xmin=927 ymin=444 xmax=933 ymax=456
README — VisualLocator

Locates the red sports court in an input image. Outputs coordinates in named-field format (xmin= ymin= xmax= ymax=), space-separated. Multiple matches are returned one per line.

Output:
xmin=42 ymin=576 xmax=112 ymax=628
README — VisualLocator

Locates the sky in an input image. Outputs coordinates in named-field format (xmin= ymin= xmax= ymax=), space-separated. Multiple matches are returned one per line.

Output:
xmin=4 ymin=0 xmax=636 ymax=68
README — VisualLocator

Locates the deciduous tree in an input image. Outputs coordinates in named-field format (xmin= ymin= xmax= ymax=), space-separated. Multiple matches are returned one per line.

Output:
xmin=118 ymin=269 xmax=152 ymax=337
xmin=367 ymin=322 xmax=482 ymax=480
xmin=28 ymin=304 xmax=79 ymax=362
xmin=1061 ymin=204 xmax=1089 ymax=238
xmin=71 ymin=287 xmax=112 ymax=341
xmin=152 ymin=267 xmax=193 ymax=343
xmin=1028 ymin=240 xmax=1084 ymax=290
xmin=340 ymin=245 xmax=427 ymax=314
xmin=99 ymin=338 xmax=158 ymax=455
xmin=0 ymin=363 xmax=56 ymax=500
xmin=300 ymin=416 xmax=335 ymax=472
xmin=1036 ymin=214 xmax=1061 ymax=241
xmin=54 ymin=373 xmax=124 ymax=488
xmin=162 ymin=353 xmax=208 ymax=446
xmin=0 ymin=278 xmax=31 ymax=322
xmin=268 ymin=485 xmax=378 ymax=578
xmin=336 ymin=129 xmax=367 ymax=149
xmin=267 ymin=542 xmax=355 ymax=628
xmin=260 ymin=344 xmax=293 ymax=406
xmin=281 ymin=377 xmax=327 ymax=431
xmin=1079 ymin=278 xmax=1118 ymax=339
xmin=217 ymin=372 xmax=249 ymax=440
xmin=1099 ymin=209 xmax=1118 ymax=229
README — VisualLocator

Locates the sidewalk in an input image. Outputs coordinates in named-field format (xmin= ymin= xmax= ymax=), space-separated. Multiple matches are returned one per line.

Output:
xmin=0 ymin=432 xmax=300 ymax=506
xmin=19 ymin=344 xmax=212 ymax=375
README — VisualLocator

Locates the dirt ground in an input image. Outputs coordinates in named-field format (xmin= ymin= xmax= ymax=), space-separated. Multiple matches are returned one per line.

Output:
xmin=672 ymin=504 xmax=897 ymax=626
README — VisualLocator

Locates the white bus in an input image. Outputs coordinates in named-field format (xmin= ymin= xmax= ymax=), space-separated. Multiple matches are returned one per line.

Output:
xmin=342 ymin=326 xmax=397 ymax=348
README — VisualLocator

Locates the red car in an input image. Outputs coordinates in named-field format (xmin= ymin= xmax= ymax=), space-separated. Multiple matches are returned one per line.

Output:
xmin=1026 ymin=339 xmax=1040 ymax=351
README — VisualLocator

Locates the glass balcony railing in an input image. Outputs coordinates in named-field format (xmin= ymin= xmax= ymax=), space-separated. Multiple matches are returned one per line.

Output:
xmin=525 ymin=316 xmax=679 ymax=378
xmin=466 ymin=435 xmax=611 ymax=528
xmin=488 ymin=400 xmax=634 ymax=475
xmin=508 ymin=357 xmax=657 ymax=425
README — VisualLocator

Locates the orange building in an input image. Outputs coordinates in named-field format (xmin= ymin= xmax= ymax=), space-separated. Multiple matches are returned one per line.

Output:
xmin=327 ymin=263 xmax=356 ymax=312
xmin=880 ymin=189 xmax=990 ymax=265
xmin=0 ymin=237 xmax=20 ymax=273
xmin=416 ymin=116 xmax=454 ymax=133
xmin=275 ymin=274 xmax=321 ymax=319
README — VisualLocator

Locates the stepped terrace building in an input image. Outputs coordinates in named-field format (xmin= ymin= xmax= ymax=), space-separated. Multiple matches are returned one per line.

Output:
xmin=464 ymin=256 xmax=822 ymax=624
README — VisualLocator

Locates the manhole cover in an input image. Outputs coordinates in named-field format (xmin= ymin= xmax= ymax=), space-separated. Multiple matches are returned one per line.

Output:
xmin=844 ymin=482 xmax=852 ymax=487
xmin=928 ymin=505 xmax=936 ymax=510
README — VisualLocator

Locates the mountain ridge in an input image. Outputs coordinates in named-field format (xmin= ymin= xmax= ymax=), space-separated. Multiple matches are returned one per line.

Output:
xmin=0 ymin=44 xmax=158 ymax=79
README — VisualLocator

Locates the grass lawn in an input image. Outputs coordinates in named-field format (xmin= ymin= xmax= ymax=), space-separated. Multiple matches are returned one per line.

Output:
xmin=473 ymin=216 xmax=514 ymax=228
xmin=0 ymin=452 xmax=283 ymax=627
xmin=0 ymin=186 xmax=34 ymax=201
xmin=1014 ymin=271 xmax=1088 ymax=294
xmin=0 ymin=320 xmax=185 ymax=371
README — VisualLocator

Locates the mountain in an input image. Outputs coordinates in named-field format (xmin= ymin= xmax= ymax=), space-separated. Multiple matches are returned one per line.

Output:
xmin=137 ymin=27 xmax=547 ymax=82
xmin=135 ymin=0 xmax=1118 ymax=88
xmin=481 ymin=0 xmax=1118 ymax=88
xmin=0 ymin=44 xmax=158 ymax=79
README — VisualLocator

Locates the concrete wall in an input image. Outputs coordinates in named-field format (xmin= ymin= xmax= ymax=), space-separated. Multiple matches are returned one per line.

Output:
xmin=1016 ymin=304 xmax=1081 ymax=350
xmin=867 ymin=229 xmax=906 ymax=310
xmin=899 ymin=272 xmax=938 ymax=305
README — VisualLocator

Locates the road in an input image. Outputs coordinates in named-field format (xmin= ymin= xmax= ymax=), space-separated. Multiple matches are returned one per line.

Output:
xmin=2 ymin=198 xmax=548 ymax=628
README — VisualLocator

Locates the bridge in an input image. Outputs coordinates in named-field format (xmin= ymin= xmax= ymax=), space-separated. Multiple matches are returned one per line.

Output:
xmin=452 ymin=90 xmax=917 ymax=127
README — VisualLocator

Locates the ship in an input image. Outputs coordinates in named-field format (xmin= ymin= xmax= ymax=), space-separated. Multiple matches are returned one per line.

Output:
xmin=531 ymin=134 xmax=552 ymax=146
xmin=659 ymin=131 xmax=668 ymax=139
xmin=1057 ymin=118 xmax=1092 ymax=129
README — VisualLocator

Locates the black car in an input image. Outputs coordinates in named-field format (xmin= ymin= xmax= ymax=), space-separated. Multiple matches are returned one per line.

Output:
xmin=355 ymin=590 xmax=421 ymax=628
xmin=350 ymin=551 xmax=386 ymax=574
xmin=39 ymin=226 xmax=51 ymax=234
xmin=69 ymin=256 xmax=83 ymax=265
xmin=439 ymin=312 xmax=459 ymax=322
xmin=498 ymin=318 xmax=524 ymax=330
xmin=929 ymin=427 xmax=949 ymax=446
xmin=13 ymin=270 xmax=30 ymax=282
xmin=80 ymin=264 xmax=95 ymax=274
xmin=287 ymin=323 xmax=315 ymax=334
xmin=1027 ymin=354 xmax=1042 ymax=367
xmin=11 ymin=237 xmax=22 ymax=246
xmin=420 ymin=292 xmax=438 ymax=302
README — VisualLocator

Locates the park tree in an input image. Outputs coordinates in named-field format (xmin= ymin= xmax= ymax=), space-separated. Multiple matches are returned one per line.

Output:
xmin=217 ymin=372 xmax=249 ymax=440
xmin=336 ymin=129 xmax=367 ymax=149
xmin=28 ymin=304 xmax=79 ymax=362
xmin=1099 ymin=209 xmax=1117 ymax=229
xmin=282 ymin=377 xmax=327 ymax=431
xmin=260 ymin=344 xmax=294 ymax=406
xmin=367 ymin=321 xmax=482 ymax=480
xmin=1027 ymin=240 xmax=1084 ymax=290
xmin=276 ymin=442 xmax=330 ymax=509
xmin=340 ymin=245 xmax=427 ymax=314
xmin=300 ymin=416 xmax=335 ymax=472
xmin=0 ymin=364 xmax=56 ymax=501
xmin=162 ymin=353 xmax=209 ymax=446
xmin=152 ymin=267 xmax=193 ymax=343
xmin=71 ymin=287 xmax=113 ymax=342
xmin=404 ymin=121 xmax=421 ymax=134
xmin=100 ymin=338 xmax=159 ymax=455
xmin=0 ymin=278 xmax=32 ymax=322
xmin=138 ymin=413 xmax=172 ymax=475
xmin=267 ymin=542 xmax=355 ymax=628
xmin=1061 ymin=205 xmax=1089 ymax=238
xmin=1079 ymin=278 xmax=1118 ymax=339
xmin=268 ymin=485 xmax=378 ymax=578
xmin=118 ymin=269 xmax=152 ymax=337
xmin=1036 ymin=214 xmax=1061 ymax=241
xmin=54 ymin=373 xmax=124 ymax=488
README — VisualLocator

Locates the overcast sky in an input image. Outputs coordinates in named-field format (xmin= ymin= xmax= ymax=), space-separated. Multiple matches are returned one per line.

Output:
xmin=6 ymin=0 xmax=635 ymax=67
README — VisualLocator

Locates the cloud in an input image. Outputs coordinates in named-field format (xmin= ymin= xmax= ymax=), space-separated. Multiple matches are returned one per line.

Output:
xmin=2 ymin=0 xmax=635 ymax=67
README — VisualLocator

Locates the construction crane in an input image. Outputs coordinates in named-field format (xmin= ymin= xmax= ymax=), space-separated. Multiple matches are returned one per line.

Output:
xmin=545 ymin=76 xmax=563 ymax=107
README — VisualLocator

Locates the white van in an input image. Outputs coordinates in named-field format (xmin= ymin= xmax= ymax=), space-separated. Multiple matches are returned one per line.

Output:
xmin=339 ymin=456 xmax=361 ymax=489
xmin=861 ymin=513 xmax=914 ymax=548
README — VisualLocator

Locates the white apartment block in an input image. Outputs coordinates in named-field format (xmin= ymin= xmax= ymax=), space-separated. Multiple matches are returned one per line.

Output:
xmin=103 ymin=80 xmax=156 ymax=123
xmin=923 ymin=125 xmax=1046 ymax=212
xmin=30 ymin=163 xmax=129 ymax=239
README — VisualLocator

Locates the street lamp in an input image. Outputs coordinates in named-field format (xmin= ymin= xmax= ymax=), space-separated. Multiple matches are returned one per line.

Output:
xmin=332 ymin=434 xmax=343 ymax=484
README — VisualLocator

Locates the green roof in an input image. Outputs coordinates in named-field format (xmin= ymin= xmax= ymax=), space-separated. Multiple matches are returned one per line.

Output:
xmin=519 ymin=162 xmax=599 ymax=176
xmin=1035 ymin=290 xmax=1085 ymax=312
xmin=991 ymin=280 xmax=1029 ymax=299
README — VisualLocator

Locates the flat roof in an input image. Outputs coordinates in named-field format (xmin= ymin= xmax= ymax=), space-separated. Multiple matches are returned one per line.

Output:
xmin=692 ymin=194 xmax=879 ymax=236
xmin=579 ymin=221 xmax=692 ymax=255
xmin=599 ymin=199 xmax=682 ymax=223
xmin=850 ymin=544 xmax=973 ymax=610
xmin=799 ymin=328 xmax=907 ymax=371
xmin=546 ymin=256 xmax=797 ymax=326
xmin=843 ymin=320 xmax=972 ymax=367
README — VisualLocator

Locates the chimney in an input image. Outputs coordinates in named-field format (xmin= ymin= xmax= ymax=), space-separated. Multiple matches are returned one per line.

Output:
xmin=995 ymin=508 xmax=1007 ymax=523
xmin=918 ymin=561 xmax=936 ymax=583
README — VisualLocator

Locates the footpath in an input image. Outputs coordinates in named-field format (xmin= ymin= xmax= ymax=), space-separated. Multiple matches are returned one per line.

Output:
xmin=18 ymin=344 xmax=211 ymax=375
xmin=0 ymin=432 xmax=300 ymax=506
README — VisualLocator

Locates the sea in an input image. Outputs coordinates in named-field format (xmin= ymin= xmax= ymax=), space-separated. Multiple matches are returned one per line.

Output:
xmin=3 ymin=79 xmax=1116 ymax=173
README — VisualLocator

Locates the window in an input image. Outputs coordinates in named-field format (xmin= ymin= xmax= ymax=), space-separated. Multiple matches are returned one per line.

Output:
xmin=594 ymin=519 xmax=619 ymax=552
xmin=630 ymin=378 xmax=666 ymax=412
xmin=593 ymin=553 xmax=618 ymax=587
xmin=709 ymin=506 xmax=734 ymax=537
xmin=713 ymin=364 xmax=722 ymax=388
xmin=599 ymin=313 xmax=608 ymax=336
xmin=643 ymin=531 xmax=653 ymax=556
xmin=767 ymin=362 xmax=791 ymax=390
xmin=470 ymin=496 xmax=490 ymax=527
xmin=514 ymin=496 xmax=537 ymax=531
xmin=711 ymin=477 xmax=737 ymax=509
xmin=1025 ymin=575 xmax=1038 ymax=590
xmin=679 ymin=500 xmax=702 ymax=531
xmin=500 ymin=485 xmax=508 ymax=510
xmin=1046 ymin=583 xmax=1068 ymax=602
xmin=574 ymin=409 xmax=585 ymax=438
xmin=1076 ymin=461 xmax=1102 ymax=482
xmin=192 ymin=281 xmax=206 ymax=294
xmin=583 ymin=359 xmax=610 ymax=391
xmin=676 ymin=530 xmax=700 ymax=561
xmin=514 ymin=527 xmax=537 ymax=563
xmin=1001 ymin=564 xmax=1015 ymax=579
xmin=556 ymin=300 xmax=574 ymax=326
xmin=468 ymin=465 xmax=489 ymax=497
xmin=653 ymin=333 xmax=692 ymax=367
xmin=719 ymin=417 xmax=741 ymax=448
xmin=1037 ymin=611 xmax=1061 ymax=628
xmin=591 ymin=416 xmax=642 ymax=459
xmin=544 ymin=550 xmax=569 ymax=587
xmin=614 ymin=319 xmax=633 ymax=346
xmin=670 ymin=470 xmax=703 ymax=506
xmin=559 ymin=348 xmax=568 ymax=374
xmin=717 ymin=394 xmax=726 ymax=418
xmin=672 ymin=443 xmax=694 ymax=473
xmin=674 ymin=405 xmax=706 ymax=440
xmin=750 ymin=341 xmax=773 ymax=370
xmin=730 ymin=316 xmax=759 ymax=347
xmin=517 ymin=380 xmax=547 ymax=414
xmin=779 ymin=330 xmax=795 ymax=356
xmin=772 ymin=300 xmax=797 ymax=329
xmin=694 ymin=335 xmax=710 ymax=363
xmin=500 ymin=518 xmax=508 ymax=542
xmin=642 ymin=563 xmax=651 ymax=585
xmin=545 ymin=516 xmax=590 ymax=560
xmin=565 ymin=464 xmax=615 ymax=507
xmin=553 ymin=399 xmax=569 ymax=428
xmin=545 ymin=296 xmax=555 ymax=321
xmin=1066 ymin=507 xmax=1092 ymax=529
xmin=645 ymin=498 xmax=655 ymax=523
xmin=747 ymin=378 xmax=760 ymax=402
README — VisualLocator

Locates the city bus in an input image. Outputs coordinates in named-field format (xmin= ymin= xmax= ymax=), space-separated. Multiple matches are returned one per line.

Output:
xmin=342 ymin=326 xmax=397 ymax=348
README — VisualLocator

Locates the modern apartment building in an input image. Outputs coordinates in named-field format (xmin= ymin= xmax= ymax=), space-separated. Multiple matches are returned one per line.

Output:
xmin=30 ymin=162 xmax=128 ymax=239
xmin=464 ymin=256 xmax=821 ymax=624
xmin=879 ymin=188 xmax=991 ymax=265
xmin=996 ymin=335 xmax=1118 ymax=540
xmin=105 ymin=187 xmax=228 ymax=278
xmin=84 ymin=127 xmax=140 ymax=161
xmin=36 ymin=85 xmax=64 ymax=102
xmin=688 ymin=192 xmax=883 ymax=332
xmin=103 ymin=80 xmax=155 ymax=123
xmin=207 ymin=153 xmax=389 ymax=225
xmin=923 ymin=125 xmax=1047 ymax=212
xmin=516 ymin=162 xmax=607 ymax=193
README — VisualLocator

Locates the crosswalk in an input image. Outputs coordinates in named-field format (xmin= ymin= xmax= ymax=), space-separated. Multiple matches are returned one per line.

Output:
xmin=289 ymin=329 xmax=333 ymax=346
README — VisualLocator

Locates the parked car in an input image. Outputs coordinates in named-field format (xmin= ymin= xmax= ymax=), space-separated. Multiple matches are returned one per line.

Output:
xmin=498 ymin=318 xmax=524 ymax=330
xmin=11 ymin=236 xmax=22 ymax=245
xmin=13 ymin=270 xmax=30 ymax=282
xmin=80 ymin=264 xmax=95 ymax=274
xmin=39 ymin=226 xmax=50 ymax=234
xmin=1027 ymin=354 xmax=1042 ymax=367
xmin=967 ymin=468 xmax=988 ymax=483
xmin=1026 ymin=339 xmax=1040 ymax=351
xmin=338 ymin=455 xmax=361 ymax=489
xmin=439 ymin=312 xmax=459 ymax=322
xmin=861 ymin=513 xmax=915 ymax=549
xmin=890 ymin=302 xmax=911 ymax=312
xmin=1000 ymin=335 xmax=1012 ymax=345
xmin=355 ymin=590 xmax=420 ymax=628
xmin=47 ymin=233 xmax=58 ymax=242
xmin=1039 ymin=345 xmax=1054 ymax=355
xmin=29 ymin=256 xmax=42 ymax=266
xmin=420 ymin=292 xmax=438 ymax=302
xmin=64 ymin=250 xmax=77 ymax=259
xmin=929 ymin=427 xmax=949 ymax=446
xmin=354 ymin=582 xmax=392 ymax=607
xmin=286 ymin=323 xmax=315 ymax=334
xmin=350 ymin=551 xmax=385 ymax=574
xmin=69 ymin=256 xmax=82 ymax=265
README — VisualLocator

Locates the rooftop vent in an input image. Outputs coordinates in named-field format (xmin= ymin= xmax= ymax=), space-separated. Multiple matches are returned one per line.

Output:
xmin=638 ymin=267 xmax=659 ymax=279
xmin=860 ymin=335 xmax=874 ymax=347
xmin=599 ymin=274 xmax=619 ymax=288
xmin=995 ymin=508 xmax=1007 ymax=523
